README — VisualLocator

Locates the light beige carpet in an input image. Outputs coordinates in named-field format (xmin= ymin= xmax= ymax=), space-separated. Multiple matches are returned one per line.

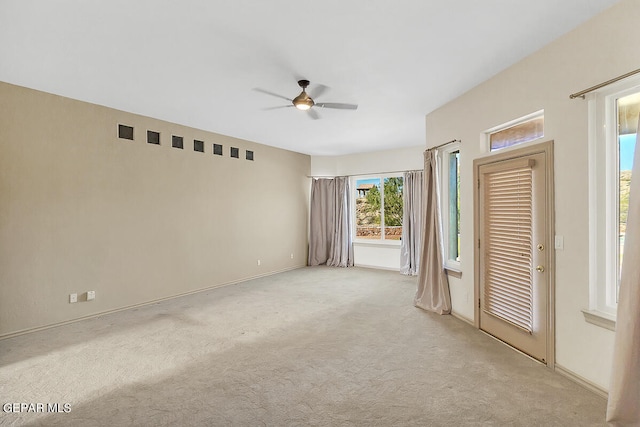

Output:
xmin=0 ymin=267 xmax=606 ymax=426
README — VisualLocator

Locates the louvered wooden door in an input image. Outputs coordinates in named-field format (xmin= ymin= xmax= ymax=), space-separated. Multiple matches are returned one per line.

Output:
xmin=478 ymin=152 xmax=548 ymax=363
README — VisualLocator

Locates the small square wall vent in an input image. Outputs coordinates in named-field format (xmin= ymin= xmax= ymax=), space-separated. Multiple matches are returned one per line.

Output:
xmin=194 ymin=140 xmax=204 ymax=153
xmin=118 ymin=124 xmax=134 ymax=140
xmin=172 ymin=135 xmax=183 ymax=149
xmin=147 ymin=130 xmax=160 ymax=145
xmin=213 ymin=144 xmax=223 ymax=156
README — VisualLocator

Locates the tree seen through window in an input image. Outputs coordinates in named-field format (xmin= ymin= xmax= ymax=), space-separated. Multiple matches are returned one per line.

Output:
xmin=355 ymin=176 xmax=403 ymax=240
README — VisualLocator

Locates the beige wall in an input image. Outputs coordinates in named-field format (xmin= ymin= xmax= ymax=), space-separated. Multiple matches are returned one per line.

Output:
xmin=0 ymin=82 xmax=310 ymax=337
xmin=311 ymin=145 xmax=424 ymax=270
xmin=311 ymin=145 xmax=424 ymax=177
xmin=425 ymin=0 xmax=638 ymax=390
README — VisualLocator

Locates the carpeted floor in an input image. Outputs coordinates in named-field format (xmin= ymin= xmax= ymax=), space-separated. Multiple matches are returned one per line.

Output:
xmin=0 ymin=267 xmax=606 ymax=426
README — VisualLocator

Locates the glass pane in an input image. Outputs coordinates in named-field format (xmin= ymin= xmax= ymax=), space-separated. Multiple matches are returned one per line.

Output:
xmin=355 ymin=178 xmax=381 ymax=239
xmin=449 ymin=151 xmax=460 ymax=261
xmin=490 ymin=116 xmax=544 ymax=151
xmin=383 ymin=177 xmax=403 ymax=240
xmin=617 ymin=91 xmax=640 ymax=300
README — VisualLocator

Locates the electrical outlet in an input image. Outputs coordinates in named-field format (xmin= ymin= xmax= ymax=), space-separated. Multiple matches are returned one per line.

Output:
xmin=69 ymin=293 xmax=77 ymax=303
xmin=87 ymin=290 xmax=96 ymax=301
xmin=257 ymin=260 xmax=261 ymax=266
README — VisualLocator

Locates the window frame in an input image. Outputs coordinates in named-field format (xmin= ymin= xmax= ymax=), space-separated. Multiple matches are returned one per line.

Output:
xmin=439 ymin=142 xmax=461 ymax=271
xmin=586 ymin=75 xmax=640 ymax=328
xmin=352 ymin=173 xmax=404 ymax=245
xmin=485 ymin=110 xmax=545 ymax=152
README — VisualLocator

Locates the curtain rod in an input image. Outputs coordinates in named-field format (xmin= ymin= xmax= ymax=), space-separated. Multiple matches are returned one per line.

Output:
xmin=569 ymin=68 xmax=640 ymax=99
xmin=307 ymin=169 xmax=423 ymax=179
xmin=427 ymin=139 xmax=461 ymax=151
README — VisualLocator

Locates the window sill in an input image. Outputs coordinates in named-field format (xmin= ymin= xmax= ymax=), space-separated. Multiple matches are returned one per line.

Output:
xmin=353 ymin=240 xmax=401 ymax=248
xmin=582 ymin=309 xmax=616 ymax=331
xmin=445 ymin=267 xmax=462 ymax=279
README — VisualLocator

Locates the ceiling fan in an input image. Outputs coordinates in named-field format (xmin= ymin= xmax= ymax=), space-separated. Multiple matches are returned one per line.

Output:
xmin=254 ymin=79 xmax=358 ymax=120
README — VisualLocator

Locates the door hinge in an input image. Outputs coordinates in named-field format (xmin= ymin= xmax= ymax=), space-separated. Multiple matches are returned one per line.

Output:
xmin=477 ymin=178 xmax=480 ymax=189
xmin=478 ymin=299 xmax=481 ymax=308
xmin=478 ymin=239 xmax=480 ymax=249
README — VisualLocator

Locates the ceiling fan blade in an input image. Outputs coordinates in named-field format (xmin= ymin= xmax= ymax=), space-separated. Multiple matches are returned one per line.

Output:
xmin=314 ymin=102 xmax=358 ymax=110
xmin=253 ymin=88 xmax=293 ymax=102
xmin=310 ymin=84 xmax=329 ymax=99
xmin=262 ymin=105 xmax=294 ymax=110
xmin=307 ymin=109 xmax=321 ymax=120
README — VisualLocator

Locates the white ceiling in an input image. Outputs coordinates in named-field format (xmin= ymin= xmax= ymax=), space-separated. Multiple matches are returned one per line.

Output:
xmin=0 ymin=1 xmax=620 ymax=156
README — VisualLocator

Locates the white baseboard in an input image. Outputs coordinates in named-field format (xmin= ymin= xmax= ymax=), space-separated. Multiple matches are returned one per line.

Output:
xmin=554 ymin=364 xmax=608 ymax=399
xmin=457 ymin=316 xmax=609 ymax=401
xmin=0 ymin=265 xmax=305 ymax=341
xmin=451 ymin=311 xmax=474 ymax=326
xmin=354 ymin=263 xmax=400 ymax=272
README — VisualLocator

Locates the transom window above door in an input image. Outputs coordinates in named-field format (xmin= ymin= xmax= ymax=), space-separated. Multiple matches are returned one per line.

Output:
xmin=486 ymin=111 xmax=545 ymax=152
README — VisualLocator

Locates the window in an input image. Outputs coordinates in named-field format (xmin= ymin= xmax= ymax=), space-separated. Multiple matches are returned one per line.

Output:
xmin=172 ymin=135 xmax=183 ymax=149
xmin=615 ymin=92 xmax=638 ymax=297
xmin=213 ymin=143 xmax=223 ymax=156
xmin=440 ymin=142 xmax=461 ymax=270
xmin=230 ymin=147 xmax=239 ymax=158
xmin=147 ymin=130 xmax=160 ymax=145
xmin=194 ymin=139 xmax=204 ymax=153
xmin=246 ymin=150 xmax=254 ymax=161
xmin=354 ymin=175 xmax=403 ymax=242
xmin=487 ymin=111 xmax=544 ymax=151
xmin=118 ymin=124 xmax=134 ymax=140
xmin=587 ymin=77 xmax=640 ymax=326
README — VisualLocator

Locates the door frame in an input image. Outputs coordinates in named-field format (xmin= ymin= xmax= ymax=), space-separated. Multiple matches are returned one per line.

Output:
xmin=473 ymin=139 xmax=556 ymax=369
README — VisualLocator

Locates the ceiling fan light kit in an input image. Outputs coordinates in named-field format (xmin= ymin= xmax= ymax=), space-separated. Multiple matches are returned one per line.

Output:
xmin=292 ymin=80 xmax=314 ymax=110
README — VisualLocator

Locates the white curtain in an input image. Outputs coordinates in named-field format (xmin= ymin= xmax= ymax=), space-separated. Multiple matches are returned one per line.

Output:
xmin=328 ymin=177 xmax=353 ymax=267
xmin=308 ymin=177 xmax=354 ymax=267
xmin=607 ymin=116 xmax=640 ymax=424
xmin=400 ymin=170 xmax=424 ymax=275
xmin=414 ymin=149 xmax=451 ymax=314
